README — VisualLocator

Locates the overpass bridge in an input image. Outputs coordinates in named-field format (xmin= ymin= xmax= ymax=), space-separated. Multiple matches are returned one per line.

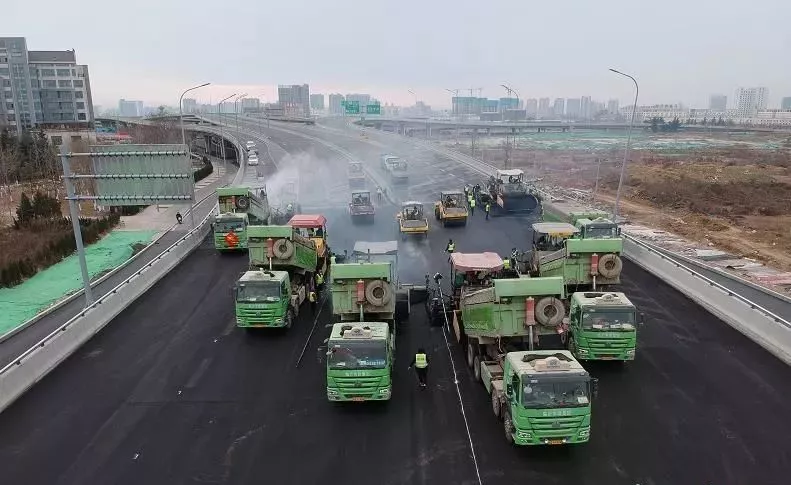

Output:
xmin=1 ymin=111 xmax=790 ymax=484
xmin=356 ymin=116 xmax=787 ymax=137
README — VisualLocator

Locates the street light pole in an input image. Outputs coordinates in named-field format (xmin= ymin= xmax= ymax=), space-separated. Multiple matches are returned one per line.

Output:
xmin=445 ymin=88 xmax=460 ymax=145
xmin=234 ymin=93 xmax=248 ymax=149
xmin=609 ymin=68 xmax=639 ymax=223
xmin=179 ymin=82 xmax=210 ymax=228
xmin=218 ymin=93 xmax=237 ymax=179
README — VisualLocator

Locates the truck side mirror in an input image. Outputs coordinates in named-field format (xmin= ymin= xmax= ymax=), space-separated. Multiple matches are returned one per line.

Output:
xmin=639 ymin=312 xmax=646 ymax=325
xmin=323 ymin=338 xmax=329 ymax=344
xmin=505 ymin=384 xmax=513 ymax=396
xmin=592 ymin=378 xmax=599 ymax=398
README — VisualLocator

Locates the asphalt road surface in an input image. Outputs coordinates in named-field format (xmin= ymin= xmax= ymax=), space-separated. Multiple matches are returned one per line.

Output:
xmin=0 ymin=161 xmax=237 ymax=369
xmin=1 ymin=121 xmax=790 ymax=485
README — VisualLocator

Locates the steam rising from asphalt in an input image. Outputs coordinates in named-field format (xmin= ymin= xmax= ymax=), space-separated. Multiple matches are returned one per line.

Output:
xmin=261 ymin=151 xmax=349 ymax=209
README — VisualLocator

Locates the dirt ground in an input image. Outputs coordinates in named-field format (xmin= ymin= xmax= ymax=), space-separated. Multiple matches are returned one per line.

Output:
xmin=0 ymin=180 xmax=100 ymax=227
xmin=513 ymin=143 xmax=791 ymax=272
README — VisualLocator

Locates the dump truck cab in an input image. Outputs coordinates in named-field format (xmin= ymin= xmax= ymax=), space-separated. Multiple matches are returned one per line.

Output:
xmin=568 ymin=291 xmax=639 ymax=361
xmin=434 ymin=190 xmax=468 ymax=226
xmin=397 ymin=201 xmax=429 ymax=238
xmin=326 ymin=322 xmax=394 ymax=402
xmin=349 ymin=190 xmax=375 ymax=222
xmin=234 ymin=269 xmax=300 ymax=328
xmin=484 ymin=350 xmax=593 ymax=446
xmin=214 ymin=186 xmax=271 ymax=251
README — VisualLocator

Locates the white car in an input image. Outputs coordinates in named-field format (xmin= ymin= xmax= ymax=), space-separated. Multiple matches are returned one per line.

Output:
xmin=248 ymin=155 xmax=259 ymax=166
xmin=248 ymin=148 xmax=258 ymax=156
xmin=246 ymin=141 xmax=256 ymax=149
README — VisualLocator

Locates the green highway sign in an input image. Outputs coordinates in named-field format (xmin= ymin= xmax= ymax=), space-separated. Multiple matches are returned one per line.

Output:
xmin=344 ymin=101 xmax=360 ymax=114
xmin=366 ymin=103 xmax=381 ymax=115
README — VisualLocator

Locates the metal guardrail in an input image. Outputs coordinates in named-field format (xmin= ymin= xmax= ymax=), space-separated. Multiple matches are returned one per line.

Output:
xmin=0 ymin=130 xmax=249 ymax=412
xmin=624 ymin=233 xmax=791 ymax=330
xmin=0 ymin=206 xmax=215 ymax=411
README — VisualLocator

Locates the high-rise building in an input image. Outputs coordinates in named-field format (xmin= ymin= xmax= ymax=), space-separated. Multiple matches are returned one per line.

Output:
xmin=0 ymin=37 xmax=94 ymax=133
xmin=310 ymin=93 xmax=325 ymax=111
xmin=452 ymin=97 xmax=484 ymax=116
xmin=709 ymin=94 xmax=727 ymax=111
xmin=278 ymin=84 xmax=311 ymax=116
xmin=498 ymin=97 xmax=519 ymax=111
xmin=566 ymin=98 xmax=581 ymax=119
xmin=525 ymin=98 xmax=538 ymax=118
xmin=607 ymin=99 xmax=619 ymax=115
xmin=782 ymin=97 xmax=791 ymax=110
xmin=345 ymin=93 xmax=371 ymax=107
xmin=328 ymin=93 xmax=345 ymax=115
xmin=182 ymin=98 xmax=197 ymax=114
xmin=538 ymin=97 xmax=550 ymax=118
xmin=240 ymin=97 xmax=261 ymax=113
xmin=553 ymin=98 xmax=565 ymax=117
xmin=735 ymin=87 xmax=768 ymax=117
xmin=580 ymin=96 xmax=592 ymax=120
xmin=118 ymin=99 xmax=144 ymax=116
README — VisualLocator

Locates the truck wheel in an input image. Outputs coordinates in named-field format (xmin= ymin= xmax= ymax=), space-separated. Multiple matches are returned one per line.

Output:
xmin=466 ymin=342 xmax=475 ymax=369
xmin=473 ymin=354 xmax=481 ymax=382
xmin=286 ymin=309 xmax=294 ymax=329
xmin=491 ymin=392 xmax=501 ymax=418
xmin=503 ymin=410 xmax=515 ymax=444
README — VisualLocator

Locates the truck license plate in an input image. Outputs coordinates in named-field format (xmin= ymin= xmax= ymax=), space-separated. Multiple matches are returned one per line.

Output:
xmin=351 ymin=397 xmax=365 ymax=402
xmin=548 ymin=439 xmax=564 ymax=445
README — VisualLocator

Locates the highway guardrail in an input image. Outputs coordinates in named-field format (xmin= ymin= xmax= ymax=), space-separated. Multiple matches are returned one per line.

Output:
xmin=624 ymin=235 xmax=791 ymax=365
xmin=0 ymin=132 xmax=248 ymax=412
xmin=0 ymin=204 xmax=215 ymax=412
xmin=364 ymin=123 xmax=791 ymax=364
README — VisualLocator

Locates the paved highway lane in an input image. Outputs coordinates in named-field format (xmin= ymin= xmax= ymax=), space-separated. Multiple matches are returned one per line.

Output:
xmin=3 ymin=125 xmax=791 ymax=485
xmin=0 ymin=162 xmax=238 ymax=369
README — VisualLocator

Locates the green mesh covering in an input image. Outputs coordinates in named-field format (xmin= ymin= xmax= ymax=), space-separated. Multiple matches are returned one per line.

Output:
xmin=0 ymin=230 xmax=157 ymax=336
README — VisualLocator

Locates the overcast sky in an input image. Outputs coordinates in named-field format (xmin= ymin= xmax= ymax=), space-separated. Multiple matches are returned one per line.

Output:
xmin=4 ymin=0 xmax=790 ymax=109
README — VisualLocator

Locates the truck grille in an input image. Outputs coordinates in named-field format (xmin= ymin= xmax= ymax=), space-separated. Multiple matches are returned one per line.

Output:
xmin=237 ymin=307 xmax=278 ymax=326
xmin=529 ymin=415 xmax=586 ymax=438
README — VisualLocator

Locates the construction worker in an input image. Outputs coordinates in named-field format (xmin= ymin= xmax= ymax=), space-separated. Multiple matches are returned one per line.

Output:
xmin=469 ymin=197 xmax=476 ymax=216
xmin=376 ymin=186 xmax=383 ymax=202
xmin=446 ymin=239 xmax=455 ymax=253
xmin=485 ymin=201 xmax=491 ymax=220
xmin=175 ymin=211 xmax=183 ymax=224
xmin=503 ymin=258 xmax=511 ymax=270
xmin=408 ymin=347 xmax=429 ymax=388
xmin=309 ymin=289 xmax=318 ymax=315
xmin=315 ymin=271 xmax=325 ymax=290
xmin=463 ymin=185 xmax=469 ymax=197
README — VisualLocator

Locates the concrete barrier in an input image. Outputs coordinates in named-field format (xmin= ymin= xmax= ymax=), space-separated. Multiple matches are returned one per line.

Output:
xmin=0 ymin=134 xmax=249 ymax=413
xmin=0 ymin=209 xmax=214 ymax=412
xmin=624 ymin=237 xmax=791 ymax=365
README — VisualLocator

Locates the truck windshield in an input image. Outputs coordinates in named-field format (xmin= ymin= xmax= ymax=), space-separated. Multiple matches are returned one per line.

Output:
xmin=585 ymin=225 xmax=618 ymax=238
xmin=236 ymin=281 xmax=281 ymax=303
xmin=327 ymin=340 xmax=387 ymax=370
xmin=216 ymin=220 xmax=245 ymax=233
xmin=581 ymin=310 xmax=635 ymax=330
xmin=522 ymin=377 xmax=590 ymax=409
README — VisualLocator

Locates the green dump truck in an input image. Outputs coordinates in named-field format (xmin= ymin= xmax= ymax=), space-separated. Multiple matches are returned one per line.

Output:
xmin=483 ymin=350 xmax=595 ymax=446
xmin=214 ymin=186 xmax=271 ymax=251
xmin=326 ymin=322 xmax=394 ymax=402
xmin=567 ymin=291 xmax=641 ymax=361
xmin=449 ymin=252 xmax=568 ymax=379
xmin=233 ymin=215 xmax=328 ymax=329
xmin=527 ymin=220 xmax=623 ymax=290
